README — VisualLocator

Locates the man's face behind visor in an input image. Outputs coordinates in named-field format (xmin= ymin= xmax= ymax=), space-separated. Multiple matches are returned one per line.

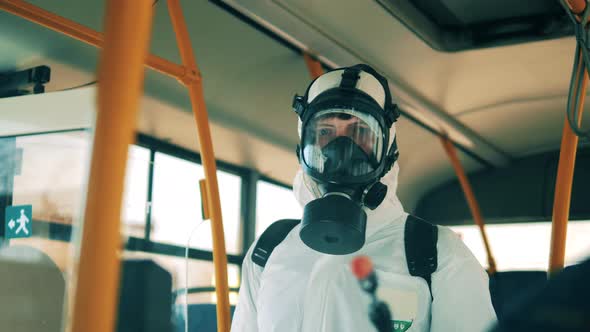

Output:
xmin=302 ymin=109 xmax=384 ymax=177
xmin=315 ymin=113 xmax=376 ymax=155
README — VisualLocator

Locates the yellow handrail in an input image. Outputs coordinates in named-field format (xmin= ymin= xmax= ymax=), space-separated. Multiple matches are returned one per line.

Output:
xmin=303 ymin=53 xmax=324 ymax=79
xmin=166 ymin=0 xmax=231 ymax=330
xmin=0 ymin=0 xmax=195 ymax=82
xmin=549 ymin=47 xmax=587 ymax=275
xmin=440 ymin=137 xmax=497 ymax=274
xmin=70 ymin=1 xmax=154 ymax=331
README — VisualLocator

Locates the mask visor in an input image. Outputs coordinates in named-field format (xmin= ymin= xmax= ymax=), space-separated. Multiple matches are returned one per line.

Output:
xmin=302 ymin=109 xmax=384 ymax=178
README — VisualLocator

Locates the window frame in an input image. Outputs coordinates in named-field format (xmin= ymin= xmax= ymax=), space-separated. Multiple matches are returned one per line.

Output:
xmin=136 ymin=134 xmax=253 ymax=254
xmin=1 ymin=129 xmax=294 ymax=298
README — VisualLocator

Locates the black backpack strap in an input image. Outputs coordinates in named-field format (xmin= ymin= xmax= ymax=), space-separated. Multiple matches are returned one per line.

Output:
xmin=251 ymin=219 xmax=300 ymax=268
xmin=404 ymin=215 xmax=438 ymax=298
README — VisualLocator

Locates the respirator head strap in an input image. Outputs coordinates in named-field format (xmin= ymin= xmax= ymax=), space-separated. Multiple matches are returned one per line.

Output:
xmin=339 ymin=67 xmax=361 ymax=89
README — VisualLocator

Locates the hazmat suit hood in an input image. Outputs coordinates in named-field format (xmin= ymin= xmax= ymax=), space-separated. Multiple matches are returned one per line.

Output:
xmin=293 ymin=124 xmax=405 ymax=240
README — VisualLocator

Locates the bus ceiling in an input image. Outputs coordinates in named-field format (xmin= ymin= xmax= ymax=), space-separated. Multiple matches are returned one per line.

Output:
xmin=375 ymin=0 xmax=573 ymax=52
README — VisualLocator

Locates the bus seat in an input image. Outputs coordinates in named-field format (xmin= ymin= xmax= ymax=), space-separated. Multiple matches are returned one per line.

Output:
xmin=0 ymin=244 xmax=65 ymax=332
xmin=117 ymin=259 xmax=173 ymax=332
xmin=489 ymin=270 xmax=548 ymax=319
xmin=491 ymin=259 xmax=590 ymax=331
xmin=174 ymin=303 xmax=236 ymax=332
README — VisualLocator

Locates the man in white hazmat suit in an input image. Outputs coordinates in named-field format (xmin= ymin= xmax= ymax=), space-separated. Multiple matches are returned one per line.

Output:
xmin=231 ymin=64 xmax=497 ymax=332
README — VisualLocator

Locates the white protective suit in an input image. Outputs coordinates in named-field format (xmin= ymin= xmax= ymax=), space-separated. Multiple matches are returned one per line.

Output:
xmin=231 ymin=124 xmax=497 ymax=332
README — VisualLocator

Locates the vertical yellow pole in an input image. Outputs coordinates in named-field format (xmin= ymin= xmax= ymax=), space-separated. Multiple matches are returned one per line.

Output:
xmin=303 ymin=53 xmax=324 ymax=79
xmin=166 ymin=1 xmax=230 ymax=331
xmin=70 ymin=1 xmax=153 ymax=331
xmin=440 ymin=137 xmax=497 ymax=274
xmin=549 ymin=49 xmax=586 ymax=275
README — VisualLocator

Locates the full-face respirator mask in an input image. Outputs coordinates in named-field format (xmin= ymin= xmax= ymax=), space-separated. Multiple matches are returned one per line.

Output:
xmin=292 ymin=64 xmax=401 ymax=255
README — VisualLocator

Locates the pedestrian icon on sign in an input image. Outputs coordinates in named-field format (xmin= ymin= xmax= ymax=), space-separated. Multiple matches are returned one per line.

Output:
xmin=15 ymin=209 xmax=30 ymax=235
xmin=4 ymin=205 xmax=32 ymax=239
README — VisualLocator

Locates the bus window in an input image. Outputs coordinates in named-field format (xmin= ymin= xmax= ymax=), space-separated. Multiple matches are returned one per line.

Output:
xmin=11 ymin=131 xmax=90 ymax=226
xmin=6 ymin=131 xmax=90 ymax=276
xmin=0 ymin=125 xmax=244 ymax=330
xmin=255 ymin=180 xmax=302 ymax=238
xmin=149 ymin=152 xmax=242 ymax=255
xmin=122 ymin=145 xmax=151 ymax=238
xmin=451 ymin=221 xmax=590 ymax=271
xmin=0 ymin=129 xmax=91 ymax=331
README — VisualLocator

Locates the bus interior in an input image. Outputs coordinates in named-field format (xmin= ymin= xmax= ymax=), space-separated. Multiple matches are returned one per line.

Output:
xmin=0 ymin=0 xmax=589 ymax=331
